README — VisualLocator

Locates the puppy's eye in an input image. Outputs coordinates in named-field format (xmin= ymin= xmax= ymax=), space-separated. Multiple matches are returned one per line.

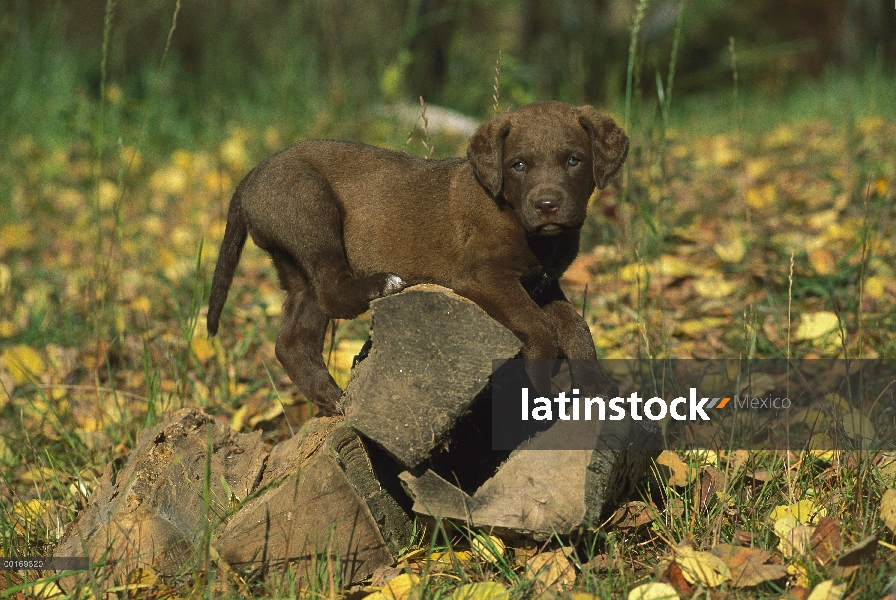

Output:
xmin=512 ymin=161 xmax=526 ymax=172
xmin=567 ymin=156 xmax=581 ymax=167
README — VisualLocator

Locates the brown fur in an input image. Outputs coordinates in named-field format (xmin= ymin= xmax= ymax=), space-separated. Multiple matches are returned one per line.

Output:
xmin=207 ymin=101 xmax=629 ymax=415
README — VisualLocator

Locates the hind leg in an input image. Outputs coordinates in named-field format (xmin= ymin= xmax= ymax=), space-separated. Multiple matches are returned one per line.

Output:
xmin=272 ymin=257 xmax=344 ymax=415
xmin=248 ymin=169 xmax=407 ymax=320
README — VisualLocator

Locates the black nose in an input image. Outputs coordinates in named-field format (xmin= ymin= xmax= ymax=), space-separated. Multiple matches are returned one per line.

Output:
xmin=534 ymin=197 xmax=561 ymax=215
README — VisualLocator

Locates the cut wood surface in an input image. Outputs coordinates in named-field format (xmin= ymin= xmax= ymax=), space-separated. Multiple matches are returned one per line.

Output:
xmin=344 ymin=285 xmax=521 ymax=469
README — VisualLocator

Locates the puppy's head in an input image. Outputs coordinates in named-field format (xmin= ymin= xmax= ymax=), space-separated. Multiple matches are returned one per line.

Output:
xmin=468 ymin=102 xmax=629 ymax=235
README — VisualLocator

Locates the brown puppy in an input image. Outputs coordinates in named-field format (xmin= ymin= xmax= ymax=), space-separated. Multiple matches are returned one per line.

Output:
xmin=207 ymin=102 xmax=629 ymax=416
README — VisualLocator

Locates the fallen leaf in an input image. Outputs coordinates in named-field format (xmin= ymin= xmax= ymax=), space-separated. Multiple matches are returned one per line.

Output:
xmin=191 ymin=334 xmax=216 ymax=364
xmin=832 ymin=535 xmax=877 ymax=570
xmin=655 ymin=451 xmax=692 ymax=487
xmin=609 ymin=500 xmax=656 ymax=529
xmin=746 ymin=183 xmax=776 ymax=209
xmin=3 ymin=344 xmax=46 ymax=386
xmin=662 ymin=561 xmax=692 ymax=597
xmin=794 ymin=312 xmax=839 ymax=341
xmin=840 ymin=410 xmax=875 ymax=448
xmin=880 ymin=488 xmax=896 ymax=535
xmin=808 ymin=248 xmax=836 ymax=275
xmin=693 ymin=273 xmax=738 ymax=299
xmin=788 ymin=563 xmax=810 ymax=588
xmin=710 ymin=544 xmax=787 ymax=588
xmin=778 ymin=522 xmax=814 ymax=558
xmin=809 ymin=516 xmax=842 ymax=564
xmin=714 ymin=238 xmax=747 ymax=263
xmin=525 ymin=549 xmax=576 ymax=593
xmin=806 ymin=579 xmax=847 ymax=600
xmin=698 ymin=466 xmax=727 ymax=508
xmin=674 ymin=542 xmax=730 ymax=587
xmin=381 ymin=573 xmax=419 ymax=600
xmin=470 ymin=533 xmax=506 ymax=565
xmin=627 ymin=582 xmax=679 ymax=600
xmin=450 ymin=582 xmax=509 ymax=600
xmin=769 ymin=499 xmax=824 ymax=524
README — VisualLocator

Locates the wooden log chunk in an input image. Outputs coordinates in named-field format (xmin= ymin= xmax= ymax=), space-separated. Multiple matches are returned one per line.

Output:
xmin=400 ymin=417 xmax=658 ymax=540
xmin=53 ymin=410 xmax=413 ymax=592
xmin=344 ymin=284 xmax=521 ymax=469
xmin=214 ymin=424 xmax=413 ymax=585
xmin=53 ymin=408 xmax=268 ymax=592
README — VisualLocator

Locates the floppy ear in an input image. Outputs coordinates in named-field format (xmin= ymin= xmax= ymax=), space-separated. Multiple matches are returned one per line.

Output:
xmin=577 ymin=106 xmax=629 ymax=189
xmin=467 ymin=111 xmax=512 ymax=197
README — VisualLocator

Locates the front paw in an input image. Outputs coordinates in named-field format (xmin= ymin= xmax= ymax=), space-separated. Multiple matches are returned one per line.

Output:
xmin=524 ymin=360 xmax=556 ymax=398
xmin=569 ymin=360 xmax=618 ymax=397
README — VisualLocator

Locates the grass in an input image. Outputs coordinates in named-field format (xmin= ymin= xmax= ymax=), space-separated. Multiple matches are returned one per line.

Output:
xmin=2 ymin=2 xmax=896 ymax=598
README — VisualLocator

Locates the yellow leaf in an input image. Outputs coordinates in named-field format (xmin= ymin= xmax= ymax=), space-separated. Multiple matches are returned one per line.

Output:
xmin=97 ymin=179 xmax=118 ymax=209
xmin=787 ymin=563 xmax=809 ymax=588
xmin=710 ymin=135 xmax=738 ymax=167
xmin=619 ymin=262 xmax=649 ymax=283
xmin=172 ymin=149 xmax=194 ymax=171
xmin=0 ymin=222 xmax=33 ymax=251
xmin=806 ymin=580 xmax=847 ymax=600
xmin=150 ymin=166 xmax=187 ymax=195
xmin=130 ymin=295 xmax=152 ymax=316
xmin=864 ymin=276 xmax=885 ymax=300
xmin=3 ymin=344 xmax=46 ymax=385
xmin=191 ymin=335 xmax=216 ymax=364
xmin=627 ymin=582 xmax=679 ymax=600
xmin=675 ymin=545 xmax=730 ymax=587
xmin=769 ymin=499 xmax=823 ymax=525
xmin=746 ymin=183 xmax=775 ymax=209
xmin=12 ymin=499 xmax=47 ymax=533
xmin=429 ymin=550 xmax=472 ymax=567
xmin=526 ymin=549 xmax=575 ymax=592
xmin=745 ymin=157 xmax=771 ymax=179
xmin=221 ymin=135 xmax=249 ymax=172
xmin=30 ymin=580 xmax=64 ymax=598
xmin=121 ymin=145 xmax=142 ymax=170
xmin=693 ymin=274 xmax=738 ymax=299
xmin=841 ymin=409 xmax=875 ymax=448
xmin=713 ymin=238 xmax=746 ymax=263
xmin=0 ymin=262 xmax=10 ymax=295
xmin=879 ymin=488 xmax=896 ymax=535
xmin=656 ymin=450 xmax=693 ymax=487
xmin=765 ymin=124 xmax=794 ymax=148
xmin=777 ymin=522 xmax=814 ymax=558
xmin=0 ymin=320 xmax=16 ymax=338
xmin=656 ymin=255 xmax=702 ymax=278
xmin=794 ymin=312 xmax=839 ymax=341
xmin=808 ymin=248 xmax=835 ymax=275
xmin=825 ymin=392 xmax=851 ymax=413
xmin=471 ymin=533 xmax=506 ymax=565
xmin=675 ymin=318 xmax=729 ymax=338
xmin=807 ymin=433 xmax=835 ymax=462
xmin=450 ymin=582 xmax=509 ymax=600
xmin=381 ymin=573 xmax=419 ymax=600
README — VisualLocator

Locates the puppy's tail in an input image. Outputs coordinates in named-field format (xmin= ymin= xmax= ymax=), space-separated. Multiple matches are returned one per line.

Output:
xmin=207 ymin=184 xmax=249 ymax=337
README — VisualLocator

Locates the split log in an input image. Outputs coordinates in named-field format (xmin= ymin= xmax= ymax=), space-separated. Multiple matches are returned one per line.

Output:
xmin=400 ymin=415 xmax=657 ymax=540
xmin=344 ymin=284 xmax=521 ymax=469
xmin=53 ymin=410 xmax=412 ymax=592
